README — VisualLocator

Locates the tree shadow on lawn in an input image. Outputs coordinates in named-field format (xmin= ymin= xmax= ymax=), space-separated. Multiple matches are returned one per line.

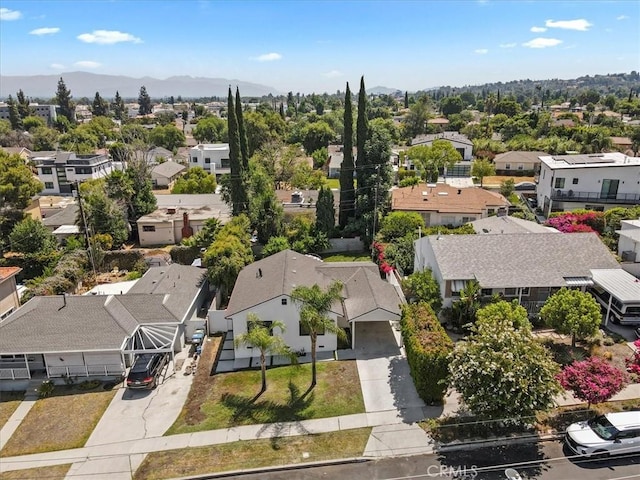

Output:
xmin=221 ymin=381 xmax=316 ymax=442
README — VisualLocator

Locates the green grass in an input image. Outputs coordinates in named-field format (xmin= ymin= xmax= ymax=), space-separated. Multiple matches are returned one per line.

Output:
xmin=134 ymin=428 xmax=372 ymax=480
xmin=0 ymin=391 xmax=24 ymax=429
xmin=166 ymin=360 xmax=364 ymax=434
xmin=325 ymin=178 xmax=340 ymax=189
xmin=321 ymin=252 xmax=371 ymax=263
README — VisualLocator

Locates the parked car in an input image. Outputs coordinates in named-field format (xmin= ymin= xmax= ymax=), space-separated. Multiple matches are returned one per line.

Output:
xmin=126 ymin=352 xmax=169 ymax=389
xmin=635 ymin=327 xmax=640 ymax=339
xmin=191 ymin=328 xmax=206 ymax=345
xmin=565 ymin=411 xmax=640 ymax=457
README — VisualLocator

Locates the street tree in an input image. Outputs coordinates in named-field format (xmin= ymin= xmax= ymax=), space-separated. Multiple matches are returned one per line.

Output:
xmin=91 ymin=92 xmax=109 ymax=117
xmin=138 ymin=86 xmax=152 ymax=115
xmin=291 ymin=280 xmax=346 ymax=387
xmin=401 ymin=269 xmax=442 ymax=312
xmin=540 ymin=288 xmax=602 ymax=347
xmin=339 ymin=82 xmax=355 ymax=227
xmin=172 ymin=167 xmax=217 ymax=194
xmin=315 ymin=186 xmax=335 ymax=237
xmin=557 ymin=357 xmax=628 ymax=408
xmin=55 ymin=77 xmax=74 ymax=123
xmin=234 ymin=313 xmax=295 ymax=394
xmin=449 ymin=314 xmax=561 ymax=424
xmin=471 ymin=158 xmax=496 ymax=187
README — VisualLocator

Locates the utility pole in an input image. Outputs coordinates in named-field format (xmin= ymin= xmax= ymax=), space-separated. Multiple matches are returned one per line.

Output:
xmin=74 ymin=181 xmax=97 ymax=278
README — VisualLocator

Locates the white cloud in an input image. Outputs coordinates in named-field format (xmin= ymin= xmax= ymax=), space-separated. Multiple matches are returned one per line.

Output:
xmin=499 ymin=43 xmax=517 ymax=48
xmin=530 ymin=26 xmax=547 ymax=33
xmin=475 ymin=49 xmax=488 ymax=54
xmin=617 ymin=15 xmax=628 ymax=20
xmin=30 ymin=27 xmax=60 ymax=35
xmin=545 ymin=19 xmax=592 ymax=31
xmin=74 ymin=60 xmax=101 ymax=69
xmin=522 ymin=37 xmax=563 ymax=48
xmin=251 ymin=52 xmax=282 ymax=62
xmin=323 ymin=70 xmax=343 ymax=78
xmin=0 ymin=7 xmax=22 ymax=20
xmin=50 ymin=63 xmax=65 ymax=70
xmin=77 ymin=30 xmax=142 ymax=44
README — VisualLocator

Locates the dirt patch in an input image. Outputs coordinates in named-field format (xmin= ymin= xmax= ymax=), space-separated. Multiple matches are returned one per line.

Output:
xmin=0 ymin=391 xmax=24 ymax=429
xmin=483 ymin=175 xmax=535 ymax=187
xmin=0 ymin=464 xmax=71 ymax=480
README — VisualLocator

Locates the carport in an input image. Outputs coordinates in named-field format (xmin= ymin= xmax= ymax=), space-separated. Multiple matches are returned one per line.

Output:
xmin=122 ymin=324 xmax=181 ymax=370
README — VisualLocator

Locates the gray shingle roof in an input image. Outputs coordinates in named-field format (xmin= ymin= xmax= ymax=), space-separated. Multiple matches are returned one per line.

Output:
xmin=471 ymin=216 xmax=557 ymax=234
xmin=422 ymin=232 xmax=619 ymax=288
xmin=42 ymin=204 xmax=79 ymax=228
xmin=152 ymin=161 xmax=185 ymax=178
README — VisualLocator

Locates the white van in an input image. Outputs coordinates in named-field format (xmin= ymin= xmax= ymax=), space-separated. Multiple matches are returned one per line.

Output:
xmin=565 ymin=411 xmax=640 ymax=457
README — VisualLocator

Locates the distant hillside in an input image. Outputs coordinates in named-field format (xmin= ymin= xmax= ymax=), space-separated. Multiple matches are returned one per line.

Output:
xmin=368 ymin=86 xmax=402 ymax=95
xmin=0 ymin=72 xmax=280 ymax=99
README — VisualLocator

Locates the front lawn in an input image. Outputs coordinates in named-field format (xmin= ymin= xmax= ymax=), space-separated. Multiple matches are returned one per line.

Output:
xmin=0 ymin=391 xmax=24 ymax=429
xmin=167 ymin=360 xmax=364 ymax=434
xmin=0 ymin=387 xmax=116 ymax=456
xmin=0 ymin=464 xmax=71 ymax=480
xmin=134 ymin=427 xmax=371 ymax=480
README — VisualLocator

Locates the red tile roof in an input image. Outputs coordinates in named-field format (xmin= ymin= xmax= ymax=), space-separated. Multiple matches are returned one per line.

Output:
xmin=0 ymin=267 xmax=22 ymax=281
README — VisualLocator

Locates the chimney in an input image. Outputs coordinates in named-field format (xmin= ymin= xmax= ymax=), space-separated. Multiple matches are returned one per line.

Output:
xmin=181 ymin=212 xmax=194 ymax=239
xmin=457 ymin=189 xmax=462 ymax=195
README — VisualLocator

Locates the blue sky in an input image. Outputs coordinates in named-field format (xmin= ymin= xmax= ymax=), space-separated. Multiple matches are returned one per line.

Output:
xmin=1 ymin=0 xmax=638 ymax=93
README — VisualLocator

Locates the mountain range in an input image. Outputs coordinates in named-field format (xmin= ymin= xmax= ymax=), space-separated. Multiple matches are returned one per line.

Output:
xmin=0 ymin=72 xmax=280 ymax=99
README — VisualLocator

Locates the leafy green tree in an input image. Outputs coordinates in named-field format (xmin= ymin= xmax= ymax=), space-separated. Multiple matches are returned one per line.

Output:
xmin=499 ymin=178 xmax=515 ymax=197
xmin=315 ymin=186 xmax=335 ymax=237
xmin=58 ymin=129 xmax=99 ymax=153
xmin=449 ymin=314 xmax=561 ymax=424
xmin=227 ymin=87 xmax=248 ymax=215
xmin=22 ymin=116 xmax=45 ymax=132
xmin=379 ymin=211 xmax=424 ymax=242
xmin=244 ymin=109 xmax=286 ymax=156
xmin=236 ymin=87 xmax=249 ymax=169
xmin=477 ymin=300 xmax=530 ymax=330
xmin=454 ymin=279 xmax=481 ymax=328
xmin=149 ymin=124 xmax=185 ymax=152
xmin=540 ymin=288 xmax=602 ymax=347
xmin=6 ymin=95 xmax=22 ymax=130
xmin=16 ymin=89 xmax=32 ymax=119
xmin=261 ymin=236 xmax=290 ymax=257
xmin=402 ymin=95 xmax=431 ymax=140
xmin=339 ymin=82 xmax=356 ymax=228
xmin=440 ymin=96 xmax=464 ymax=117
xmin=248 ymin=165 xmax=284 ymax=244
xmin=181 ymin=217 xmax=221 ymax=249
xmin=9 ymin=217 xmax=57 ymax=255
xmin=55 ymin=77 xmax=74 ymax=123
xmin=32 ymin=126 xmax=58 ymax=151
xmin=291 ymin=281 xmax=346 ymax=387
xmin=311 ymin=147 xmax=328 ymax=169
xmin=234 ymin=313 xmax=294 ymax=394
xmin=301 ymin=121 xmax=335 ymax=154
xmin=401 ymin=269 xmax=442 ymax=312
xmin=407 ymin=140 xmax=462 ymax=182
xmin=172 ymin=166 xmax=217 ymax=194
xmin=495 ymin=99 xmax=520 ymax=117
xmin=105 ymin=161 xmax=156 ymax=229
xmin=471 ymin=158 xmax=496 ymax=187
xmin=192 ymin=116 xmax=227 ymax=143
xmin=290 ymin=163 xmax=327 ymax=190
xmin=138 ymin=86 xmax=152 ymax=115
xmin=79 ymin=179 xmax=129 ymax=246
xmin=113 ymin=91 xmax=126 ymax=121
xmin=91 ymin=92 xmax=109 ymax=117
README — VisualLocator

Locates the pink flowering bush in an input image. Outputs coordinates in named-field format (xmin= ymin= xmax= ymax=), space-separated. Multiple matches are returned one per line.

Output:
xmin=372 ymin=241 xmax=394 ymax=275
xmin=625 ymin=339 xmax=640 ymax=377
xmin=546 ymin=211 xmax=604 ymax=234
xmin=557 ymin=356 xmax=628 ymax=407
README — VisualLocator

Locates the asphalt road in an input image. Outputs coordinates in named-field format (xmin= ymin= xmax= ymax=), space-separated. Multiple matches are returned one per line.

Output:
xmin=213 ymin=440 xmax=640 ymax=480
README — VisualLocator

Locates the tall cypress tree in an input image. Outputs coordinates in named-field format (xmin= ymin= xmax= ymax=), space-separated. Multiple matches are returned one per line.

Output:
xmin=315 ymin=186 xmax=335 ymax=236
xmin=113 ymin=91 xmax=125 ymax=121
xmin=339 ymin=82 xmax=355 ymax=228
xmin=228 ymin=87 xmax=247 ymax=215
xmin=6 ymin=95 xmax=22 ymax=130
xmin=55 ymin=77 xmax=74 ymax=123
xmin=356 ymin=76 xmax=370 ymax=215
xmin=236 ymin=87 xmax=249 ymax=167
xmin=138 ymin=86 xmax=152 ymax=115
xmin=404 ymin=91 xmax=409 ymax=109
xmin=16 ymin=89 xmax=31 ymax=119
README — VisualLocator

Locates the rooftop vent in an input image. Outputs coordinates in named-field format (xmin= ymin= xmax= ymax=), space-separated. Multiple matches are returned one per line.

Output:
xmin=438 ymin=192 xmax=449 ymax=196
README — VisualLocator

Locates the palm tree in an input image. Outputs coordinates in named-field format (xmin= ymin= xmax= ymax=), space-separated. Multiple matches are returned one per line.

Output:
xmin=234 ymin=313 xmax=294 ymax=394
xmin=457 ymin=279 xmax=481 ymax=328
xmin=291 ymin=281 xmax=346 ymax=387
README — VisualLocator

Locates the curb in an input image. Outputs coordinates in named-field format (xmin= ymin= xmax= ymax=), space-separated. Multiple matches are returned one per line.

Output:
xmin=174 ymin=457 xmax=370 ymax=479
xmin=436 ymin=433 xmax=563 ymax=452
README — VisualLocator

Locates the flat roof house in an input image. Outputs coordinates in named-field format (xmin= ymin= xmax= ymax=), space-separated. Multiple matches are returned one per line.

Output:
xmin=189 ymin=144 xmax=230 ymax=179
xmin=536 ymin=152 xmax=640 ymax=217
xmin=414 ymin=232 xmax=620 ymax=311
xmin=410 ymin=132 xmax=473 ymax=176
xmin=391 ymin=182 xmax=510 ymax=227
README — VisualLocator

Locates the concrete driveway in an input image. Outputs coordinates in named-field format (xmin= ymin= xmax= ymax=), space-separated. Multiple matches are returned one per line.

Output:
xmin=354 ymin=321 xmax=434 ymax=423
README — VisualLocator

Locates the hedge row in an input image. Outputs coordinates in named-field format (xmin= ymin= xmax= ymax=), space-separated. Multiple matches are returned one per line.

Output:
xmin=401 ymin=302 xmax=454 ymax=404
xmin=170 ymin=245 xmax=200 ymax=265
xmin=102 ymin=250 xmax=145 ymax=272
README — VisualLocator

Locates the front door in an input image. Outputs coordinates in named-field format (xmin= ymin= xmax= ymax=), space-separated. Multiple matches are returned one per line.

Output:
xmin=600 ymin=179 xmax=619 ymax=200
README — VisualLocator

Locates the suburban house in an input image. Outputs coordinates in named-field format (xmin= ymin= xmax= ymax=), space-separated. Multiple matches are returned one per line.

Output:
xmin=31 ymin=151 xmax=120 ymax=195
xmin=151 ymin=161 xmax=186 ymax=189
xmin=609 ymin=136 xmax=633 ymax=155
xmin=617 ymin=218 xmax=640 ymax=277
xmin=0 ymin=264 xmax=209 ymax=388
xmin=189 ymin=144 xmax=230 ymax=178
xmin=413 ymin=232 xmax=620 ymax=310
xmin=328 ymin=145 xmax=345 ymax=178
xmin=391 ymin=182 xmax=510 ymax=227
xmin=209 ymin=250 xmax=403 ymax=367
xmin=0 ymin=146 xmax=32 ymax=161
xmin=492 ymin=151 xmax=547 ymax=175
xmin=145 ymin=147 xmax=175 ymax=165
xmin=470 ymin=215 xmax=558 ymax=235
xmin=410 ymin=132 xmax=473 ymax=176
xmin=536 ymin=152 xmax=640 ymax=217
xmin=0 ymin=267 xmax=22 ymax=321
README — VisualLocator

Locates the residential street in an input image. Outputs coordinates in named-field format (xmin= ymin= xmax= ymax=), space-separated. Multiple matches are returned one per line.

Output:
xmin=222 ymin=440 xmax=640 ymax=480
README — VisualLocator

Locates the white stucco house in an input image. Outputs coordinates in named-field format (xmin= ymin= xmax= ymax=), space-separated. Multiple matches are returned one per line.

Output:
xmin=617 ymin=218 xmax=640 ymax=277
xmin=536 ymin=152 xmax=640 ymax=217
xmin=410 ymin=132 xmax=473 ymax=177
xmin=189 ymin=144 xmax=230 ymax=178
xmin=209 ymin=250 xmax=404 ymax=367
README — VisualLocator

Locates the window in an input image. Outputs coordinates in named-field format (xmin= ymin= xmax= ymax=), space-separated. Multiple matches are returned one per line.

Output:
xmin=44 ymin=182 xmax=54 ymax=189
xmin=191 ymin=157 xmax=198 ymax=163
xmin=461 ymin=217 xmax=476 ymax=223
xmin=487 ymin=209 xmax=495 ymax=215
xmin=205 ymin=157 xmax=211 ymax=164
xmin=281 ymin=298 xmax=287 ymax=306
xmin=300 ymin=323 xmax=324 ymax=336
xmin=0 ymin=307 xmax=14 ymax=320
xmin=572 ymin=178 xmax=579 ymax=185
xmin=517 ymin=164 xmax=524 ymax=170
xmin=248 ymin=320 xmax=273 ymax=335
xmin=504 ymin=288 xmax=517 ymax=296
xmin=75 ymin=167 xmax=91 ymax=174
xmin=505 ymin=163 xmax=511 ymax=170
xmin=554 ymin=178 xmax=565 ymax=189
xmin=41 ymin=167 xmax=52 ymax=174
xmin=521 ymin=287 xmax=530 ymax=296
xmin=481 ymin=289 xmax=493 ymax=296
xmin=142 ymin=225 xmax=156 ymax=232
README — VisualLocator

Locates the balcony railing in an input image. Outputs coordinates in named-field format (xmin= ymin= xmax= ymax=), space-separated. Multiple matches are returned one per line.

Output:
xmin=551 ymin=190 xmax=640 ymax=205
xmin=0 ymin=368 xmax=30 ymax=380
xmin=47 ymin=364 xmax=124 ymax=378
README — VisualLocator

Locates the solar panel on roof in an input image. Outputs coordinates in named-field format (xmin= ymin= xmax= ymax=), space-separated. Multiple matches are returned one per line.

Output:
xmin=560 ymin=155 xmax=615 ymax=165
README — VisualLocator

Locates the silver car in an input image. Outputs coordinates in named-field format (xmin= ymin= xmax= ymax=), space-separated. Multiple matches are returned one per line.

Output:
xmin=565 ymin=411 xmax=640 ymax=458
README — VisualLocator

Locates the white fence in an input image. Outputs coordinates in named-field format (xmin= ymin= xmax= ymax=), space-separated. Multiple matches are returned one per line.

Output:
xmin=47 ymin=364 xmax=124 ymax=378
